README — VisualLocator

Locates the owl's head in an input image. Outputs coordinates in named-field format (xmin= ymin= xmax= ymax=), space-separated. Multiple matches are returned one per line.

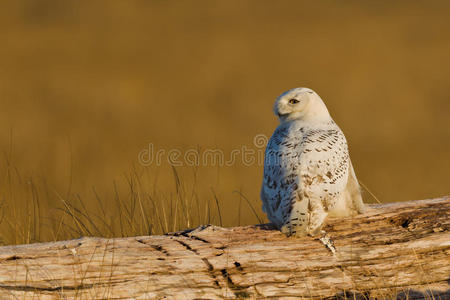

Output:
xmin=273 ymin=87 xmax=331 ymax=123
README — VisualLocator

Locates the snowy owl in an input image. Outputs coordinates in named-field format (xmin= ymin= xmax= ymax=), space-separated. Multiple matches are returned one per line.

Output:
xmin=261 ymin=87 xmax=365 ymax=237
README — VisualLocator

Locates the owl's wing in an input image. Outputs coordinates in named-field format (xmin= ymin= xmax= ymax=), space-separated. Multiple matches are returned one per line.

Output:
xmin=261 ymin=126 xmax=303 ymax=228
xmin=298 ymin=128 xmax=350 ymax=207
xmin=345 ymin=158 xmax=365 ymax=214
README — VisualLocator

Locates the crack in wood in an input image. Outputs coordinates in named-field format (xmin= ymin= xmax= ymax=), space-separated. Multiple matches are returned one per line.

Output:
xmin=175 ymin=240 xmax=199 ymax=255
xmin=173 ymin=237 xmax=251 ymax=297
xmin=174 ymin=238 xmax=224 ymax=289
xmin=4 ymin=255 xmax=21 ymax=261
xmin=220 ymin=269 xmax=250 ymax=298
xmin=150 ymin=245 xmax=170 ymax=256
xmin=234 ymin=261 xmax=244 ymax=272
xmin=188 ymin=235 xmax=210 ymax=244
xmin=201 ymin=258 xmax=220 ymax=287
xmin=0 ymin=283 xmax=95 ymax=292
xmin=0 ymin=279 xmax=133 ymax=294
xmin=215 ymin=245 xmax=227 ymax=256
xmin=166 ymin=225 xmax=212 ymax=244
xmin=136 ymin=239 xmax=170 ymax=256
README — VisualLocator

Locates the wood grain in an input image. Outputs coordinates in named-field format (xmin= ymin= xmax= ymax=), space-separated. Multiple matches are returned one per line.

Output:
xmin=0 ymin=197 xmax=449 ymax=299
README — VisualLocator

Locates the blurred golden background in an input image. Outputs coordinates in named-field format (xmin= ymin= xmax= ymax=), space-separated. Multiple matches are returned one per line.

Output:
xmin=0 ymin=1 xmax=449 ymax=245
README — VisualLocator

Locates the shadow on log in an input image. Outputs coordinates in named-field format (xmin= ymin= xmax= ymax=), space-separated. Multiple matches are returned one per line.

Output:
xmin=0 ymin=197 xmax=449 ymax=299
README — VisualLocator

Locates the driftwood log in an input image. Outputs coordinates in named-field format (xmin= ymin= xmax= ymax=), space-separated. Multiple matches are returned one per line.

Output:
xmin=0 ymin=197 xmax=449 ymax=299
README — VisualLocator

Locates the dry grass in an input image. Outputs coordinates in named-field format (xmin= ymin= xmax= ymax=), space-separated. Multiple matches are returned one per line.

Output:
xmin=0 ymin=1 xmax=449 ymax=246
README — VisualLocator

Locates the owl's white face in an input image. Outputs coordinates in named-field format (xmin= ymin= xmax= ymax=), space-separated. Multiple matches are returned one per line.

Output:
xmin=273 ymin=87 xmax=331 ymax=123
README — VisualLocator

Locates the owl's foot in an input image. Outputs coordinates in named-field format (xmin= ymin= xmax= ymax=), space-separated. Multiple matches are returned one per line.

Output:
xmin=318 ymin=230 xmax=336 ymax=255
xmin=281 ymin=223 xmax=293 ymax=236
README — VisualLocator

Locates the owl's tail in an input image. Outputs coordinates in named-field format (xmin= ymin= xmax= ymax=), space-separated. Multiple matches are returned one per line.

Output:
xmin=348 ymin=159 xmax=366 ymax=214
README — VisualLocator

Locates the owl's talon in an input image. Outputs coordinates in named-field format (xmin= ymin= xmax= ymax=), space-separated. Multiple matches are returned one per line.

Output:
xmin=318 ymin=231 xmax=336 ymax=255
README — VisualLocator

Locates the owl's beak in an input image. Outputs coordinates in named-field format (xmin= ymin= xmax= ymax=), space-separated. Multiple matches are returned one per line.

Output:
xmin=277 ymin=112 xmax=289 ymax=121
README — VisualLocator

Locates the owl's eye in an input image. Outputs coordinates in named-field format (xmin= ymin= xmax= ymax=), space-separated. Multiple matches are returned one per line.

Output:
xmin=289 ymin=99 xmax=299 ymax=104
